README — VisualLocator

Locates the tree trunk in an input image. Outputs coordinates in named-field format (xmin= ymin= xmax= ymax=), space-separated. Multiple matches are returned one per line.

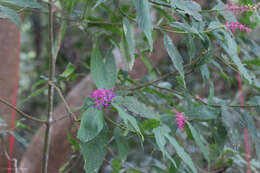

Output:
xmin=0 ymin=19 xmax=20 ymax=173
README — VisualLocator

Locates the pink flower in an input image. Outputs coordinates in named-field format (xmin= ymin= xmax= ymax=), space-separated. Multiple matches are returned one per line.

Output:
xmin=224 ymin=3 xmax=260 ymax=12
xmin=90 ymin=88 xmax=117 ymax=109
xmin=225 ymin=22 xmax=252 ymax=33
xmin=174 ymin=109 xmax=187 ymax=131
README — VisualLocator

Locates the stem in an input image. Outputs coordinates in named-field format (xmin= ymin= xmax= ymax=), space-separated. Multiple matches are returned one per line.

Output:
xmin=0 ymin=97 xmax=46 ymax=123
xmin=41 ymin=0 xmax=55 ymax=173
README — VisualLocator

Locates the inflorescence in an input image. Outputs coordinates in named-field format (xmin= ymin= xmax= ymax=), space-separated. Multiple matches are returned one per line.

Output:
xmin=224 ymin=2 xmax=260 ymax=12
xmin=90 ymin=88 xmax=117 ymax=109
xmin=174 ymin=109 xmax=187 ymax=131
xmin=225 ymin=22 xmax=252 ymax=33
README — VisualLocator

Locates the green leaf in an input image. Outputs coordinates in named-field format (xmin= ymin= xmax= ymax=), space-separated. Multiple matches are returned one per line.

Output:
xmin=19 ymin=86 xmax=47 ymax=105
xmin=132 ymin=0 xmax=153 ymax=51
xmin=113 ymin=96 xmax=159 ymax=119
xmin=200 ymin=64 xmax=210 ymax=84
xmin=166 ymin=134 xmax=198 ymax=173
xmin=112 ymin=159 xmax=121 ymax=173
xmin=221 ymin=107 xmax=245 ymax=148
xmin=186 ymin=106 xmax=219 ymax=120
xmin=80 ymin=128 xmax=108 ymax=173
xmin=0 ymin=6 xmax=20 ymax=27
xmin=187 ymin=122 xmax=210 ymax=165
xmin=93 ymin=0 xmax=106 ymax=9
xmin=172 ymin=0 xmax=202 ymax=21
xmin=122 ymin=18 xmax=135 ymax=70
xmin=90 ymin=44 xmax=117 ymax=89
xmin=114 ymin=128 xmax=129 ymax=162
xmin=31 ymin=79 xmax=48 ymax=90
xmin=243 ymin=111 xmax=260 ymax=160
xmin=163 ymin=34 xmax=185 ymax=86
xmin=187 ymin=35 xmax=196 ymax=61
xmin=153 ymin=125 xmax=176 ymax=166
xmin=0 ymin=0 xmax=44 ymax=8
xmin=104 ymin=48 xmax=117 ymax=87
xmin=77 ymin=107 xmax=104 ymax=142
xmin=140 ymin=119 xmax=160 ymax=131
xmin=222 ymin=31 xmax=252 ymax=84
xmin=244 ymin=59 xmax=260 ymax=66
xmin=8 ymin=131 xmax=28 ymax=147
xmin=112 ymin=103 xmax=143 ymax=140
xmin=59 ymin=62 xmax=76 ymax=78
xmin=169 ymin=22 xmax=199 ymax=35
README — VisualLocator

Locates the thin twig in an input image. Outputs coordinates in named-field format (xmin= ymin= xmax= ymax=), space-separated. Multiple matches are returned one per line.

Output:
xmin=0 ymin=98 xmax=46 ymax=123
xmin=49 ymin=81 xmax=77 ymax=121
xmin=121 ymin=58 xmax=198 ymax=91
xmin=0 ymin=136 xmax=19 ymax=173
xmin=152 ymin=86 xmax=260 ymax=108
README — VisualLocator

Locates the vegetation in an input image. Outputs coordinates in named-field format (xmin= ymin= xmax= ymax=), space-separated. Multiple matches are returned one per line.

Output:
xmin=1 ymin=0 xmax=260 ymax=173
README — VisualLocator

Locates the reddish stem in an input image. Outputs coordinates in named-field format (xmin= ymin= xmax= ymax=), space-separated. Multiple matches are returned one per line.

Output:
xmin=237 ymin=73 xmax=252 ymax=173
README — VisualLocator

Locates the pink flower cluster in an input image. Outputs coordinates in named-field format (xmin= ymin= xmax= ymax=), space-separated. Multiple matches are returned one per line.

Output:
xmin=224 ymin=2 xmax=260 ymax=12
xmin=225 ymin=22 xmax=252 ymax=33
xmin=174 ymin=109 xmax=187 ymax=131
xmin=90 ymin=88 xmax=117 ymax=109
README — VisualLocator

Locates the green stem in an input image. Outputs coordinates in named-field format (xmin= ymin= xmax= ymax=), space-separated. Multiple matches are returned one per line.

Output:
xmin=41 ymin=0 xmax=55 ymax=173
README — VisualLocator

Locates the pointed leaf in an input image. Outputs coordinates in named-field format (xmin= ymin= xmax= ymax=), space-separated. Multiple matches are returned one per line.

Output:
xmin=163 ymin=34 xmax=185 ymax=85
xmin=222 ymin=31 xmax=252 ymax=84
xmin=132 ymin=0 xmax=153 ymax=51
xmin=166 ymin=134 xmax=198 ymax=173
xmin=153 ymin=125 xmax=176 ymax=166
xmin=59 ymin=62 xmax=76 ymax=78
xmin=122 ymin=18 xmax=135 ymax=70
xmin=112 ymin=103 xmax=143 ymax=140
xmin=172 ymin=0 xmax=202 ymax=21
xmin=93 ymin=0 xmax=106 ymax=9
xmin=0 ymin=0 xmax=44 ymax=8
xmin=113 ymin=96 xmax=158 ymax=119
xmin=187 ymin=122 xmax=210 ymax=165
xmin=104 ymin=48 xmax=117 ymax=87
xmin=91 ymin=44 xmax=117 ymax=89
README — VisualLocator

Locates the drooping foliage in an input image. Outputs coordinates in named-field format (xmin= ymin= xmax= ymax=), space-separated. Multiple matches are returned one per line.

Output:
xmin=1 ymin=0 xmax=260 ymax=173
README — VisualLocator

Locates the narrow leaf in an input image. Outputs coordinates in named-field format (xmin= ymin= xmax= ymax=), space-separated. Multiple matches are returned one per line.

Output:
xmin=163 ymin=34 xmax=185 ymax=86
xmin=166 ymin=134 xmax=198 ymax=173
xmin=59 ymin=62 xmax=76 ymax=78
xmin=187 ymin=122 xmax=210 ymax=165
xmin=112 ymin=103 xmax=143 ymax=140
xmin=153 ymin=125 xmax=176 ymax=166
xmin=0 ymin=0 xmax=44 ymax=8
xmin=113 ymin=96 xmax=158 ymax=119
xmin=132 ymin=0 xmax=153 ymax=51
xmin=122 ymin=18 xmax=135 ymax=70
xmin=93 ymin=0 xmax=106 ymax=9
xmin=172 ymin=0 xmax=202 ymax=21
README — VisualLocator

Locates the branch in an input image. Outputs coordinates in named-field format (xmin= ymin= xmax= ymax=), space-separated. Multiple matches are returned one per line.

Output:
xmin=48 ymin=81 xmax=77 ymax=121
xmin=42 ymin=0 xmax=55 ymax=172
xmin=0 ymin=98 xmax=46 ymax=123
xmin=150 ymin=86 xmax=260 ymax=108
xmin=121 ymin=58 xmax=199 ymax=91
